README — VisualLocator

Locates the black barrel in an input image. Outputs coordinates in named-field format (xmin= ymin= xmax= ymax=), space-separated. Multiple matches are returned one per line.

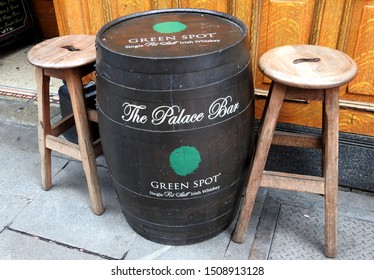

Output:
xmin=96 ymin=9 xmax=255 ymax=245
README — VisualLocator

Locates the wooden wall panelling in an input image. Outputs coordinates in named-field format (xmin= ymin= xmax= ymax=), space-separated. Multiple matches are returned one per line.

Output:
xmin=316 ymin=0 xmax=345 ymax=48
xmin=255 ymin=0 xmax=316 ymax=89
xmin=115 ymin=0 xmax=152 ymax=17
xmin=82 ymin=0 xmax=107 ymax=35
xmin=53 ymin=0 xmax=241 ymax=35
xmin=54 ymin=0 xmax=152 ymax=35
xmin=338 ymin=0 xmax=356 ymax=52
xmin=345 ymin=0 xmax=374 ymax=98
xmin=232 ymin=0 xmax=254 ymax=33
xmin=232 ymin=0 xmax=256 ymax=74
xmin=54 ymin=0 xmax=86 ymax=35
xmin=152 ymin=0 xmax=178 ymax=9
xmin=179 ymin=0 xmax=229 ymax=12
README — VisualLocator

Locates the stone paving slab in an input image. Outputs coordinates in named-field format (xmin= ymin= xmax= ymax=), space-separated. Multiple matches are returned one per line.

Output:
xmin=9 ymin=161 xmax=136 ymax=260
xmin=0 ymin=96 xmax=61 ymax=128
xmin=0 ymin=120 xmax=38 ymax=153
xmin=126 ymin=222 xmax=236 ymax=260
xmin=0 ymin=192 xmax=29 ymax=232
xmin=0 ymin=143 xmax=68 ymax=198
xmin=0 ymin=229 xmax=101 ymax=260
xmin=126 ymin=232 xmax=229 ymax=260
xmin=0 ymin=45 xmax=61 ymax=95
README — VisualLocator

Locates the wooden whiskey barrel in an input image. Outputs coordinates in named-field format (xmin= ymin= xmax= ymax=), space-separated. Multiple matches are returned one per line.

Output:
xmin=96 ymin=9 xmax=255 ymax=245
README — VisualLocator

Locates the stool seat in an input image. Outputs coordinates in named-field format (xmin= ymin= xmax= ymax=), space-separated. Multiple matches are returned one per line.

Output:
xmin=27 ymin=35 xmax=96 ymax=69
xmin=259 ymin=45 xmax=357 ymax=89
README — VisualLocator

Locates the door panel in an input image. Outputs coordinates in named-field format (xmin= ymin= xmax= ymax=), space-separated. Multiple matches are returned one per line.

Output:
xmin=256 ymin=0 xmax=316 ymax=87
xmin=345 ymin=1 xmax=374 ymax=97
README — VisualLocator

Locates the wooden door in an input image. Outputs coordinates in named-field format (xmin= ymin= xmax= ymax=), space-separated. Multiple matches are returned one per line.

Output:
xmin=339 ymin=0 xmax=374 ymax=134
xmin=253 ymin=0 xmax=374 ymax=136
xmin=53 ymin=0 xmax=374 ymax=136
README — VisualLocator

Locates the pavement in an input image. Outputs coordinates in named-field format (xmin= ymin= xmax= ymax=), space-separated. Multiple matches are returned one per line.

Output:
xmin=1 ymin=45 xmax=374 ymax=260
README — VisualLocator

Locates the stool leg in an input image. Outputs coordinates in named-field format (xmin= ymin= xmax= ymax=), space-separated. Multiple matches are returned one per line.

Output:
xmin=64 ymin=69 xmax=104 ymax=215
xmin=35 ymin=67 xmax=52 ymax=190
xmin=233 ymin=82 xmax=287 ymax=243
xmin=323 ymin=87 xmax=339 ymax=258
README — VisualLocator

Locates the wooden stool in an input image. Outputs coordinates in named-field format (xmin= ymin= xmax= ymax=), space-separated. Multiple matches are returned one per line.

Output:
xmin=27 ymin=35 xmax=104 ymax=215
xmin=232 ymin=45 xmax=357 ymax=258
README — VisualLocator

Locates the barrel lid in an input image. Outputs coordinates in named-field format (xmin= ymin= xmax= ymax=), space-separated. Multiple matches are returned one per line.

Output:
xmin=97 ymin=9 xmax=246 ymax=59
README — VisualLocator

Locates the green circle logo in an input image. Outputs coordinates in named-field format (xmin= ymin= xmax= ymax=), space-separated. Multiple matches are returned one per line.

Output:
xmin=169 ymin=146 xmax=201 ymax=176
xmin=153 ymin=21 xmax=187 ymax=34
